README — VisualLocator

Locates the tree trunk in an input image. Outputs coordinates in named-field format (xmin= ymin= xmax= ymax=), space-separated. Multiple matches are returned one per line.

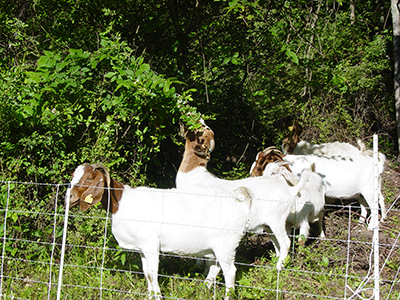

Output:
xmin=392 ymin=0 xmax=400 ymax=160
xmin=350 ymin=0 xmax=356 ymax=24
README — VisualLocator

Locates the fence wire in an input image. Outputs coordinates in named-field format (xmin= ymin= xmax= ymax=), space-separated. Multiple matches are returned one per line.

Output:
xmin=0 ymin=178 xmax=399 ymax=299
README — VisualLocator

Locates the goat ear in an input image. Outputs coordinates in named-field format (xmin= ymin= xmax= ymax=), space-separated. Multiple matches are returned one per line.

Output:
xmin=80 ymin=170 xmax=105 ymax=212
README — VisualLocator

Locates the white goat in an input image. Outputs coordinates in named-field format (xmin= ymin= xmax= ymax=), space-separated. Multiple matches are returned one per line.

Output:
xmin=292 ymin=139 xmax=365 ymax=156
xmin=176 ymin=125 xmax=312 ymax=271
xmin=250 ymin=149 xmax=386 ymax=230
xmin=262 ymin=162 xmax=326 ymax=244
xmin=66 ymin=163 xmax=253 ymax=300
xmin=277 ymin=117 xmax=365 ymax=156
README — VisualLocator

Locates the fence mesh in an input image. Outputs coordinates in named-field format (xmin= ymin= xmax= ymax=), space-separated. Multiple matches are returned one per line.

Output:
xmin=0 ymin=179 xmax=399 ymax=299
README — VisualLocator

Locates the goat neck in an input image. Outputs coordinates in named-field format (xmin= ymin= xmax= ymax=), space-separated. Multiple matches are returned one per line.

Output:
xmin=68 ymin=163 xmax=125 ymax=214
xmin=178 ymin=127 xmax=215 ymax=174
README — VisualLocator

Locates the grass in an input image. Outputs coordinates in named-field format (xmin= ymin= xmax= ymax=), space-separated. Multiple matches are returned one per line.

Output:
xmin=1 ymin=233 xmax=399 ymax=299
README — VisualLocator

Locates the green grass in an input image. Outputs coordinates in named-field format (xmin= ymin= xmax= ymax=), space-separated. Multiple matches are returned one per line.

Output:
xmin=1 ymin=235 xmax=399 ymax=299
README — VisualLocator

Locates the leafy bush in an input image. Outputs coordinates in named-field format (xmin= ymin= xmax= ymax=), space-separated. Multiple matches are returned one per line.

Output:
xmin=0 ymin=33 xmax=201 ymax=185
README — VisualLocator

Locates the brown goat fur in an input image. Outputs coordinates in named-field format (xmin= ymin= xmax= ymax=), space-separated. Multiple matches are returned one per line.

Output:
xmin=250 ymin=150 xmax=289 ymax=177
xmin=178 ymin=126 xmax=215 ymax=174
xmin=69 ymin=164 xmax=124 ymax=214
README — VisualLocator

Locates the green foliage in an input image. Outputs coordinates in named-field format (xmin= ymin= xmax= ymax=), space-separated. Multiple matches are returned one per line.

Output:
xmin=1 ymin=0 xmax=396 ymax=171
xmin=0 ymin=33 xmax=201 ymax=184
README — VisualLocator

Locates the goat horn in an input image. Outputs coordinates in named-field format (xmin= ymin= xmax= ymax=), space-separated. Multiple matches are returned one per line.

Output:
xmin=263 ymin=146 xmax=282 ymax=155
xmin=91 ymin=163 xmax=111 ymax=188
xmin=263 ymin=146 xmax=276 ymax=153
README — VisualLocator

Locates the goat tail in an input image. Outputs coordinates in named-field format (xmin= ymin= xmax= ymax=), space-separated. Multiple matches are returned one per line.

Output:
xmin=357 ymin=139 xmax=366 ymax=152
xmin=290 ymin=166 xmax=312 ymax=197
xmin=234 ymin=186 xmax=253 ymax=204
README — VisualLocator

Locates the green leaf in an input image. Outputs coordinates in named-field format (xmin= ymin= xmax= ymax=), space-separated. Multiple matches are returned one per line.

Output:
xmin=46 ymin=58 xmax=57 ymax=68
xmin=25 ymin=72 xmax=42 ymax=83
xmin=135 ymin=63 xmax=150 ymax=77
xmin=37 ymin=55 xmax=51 ymax=69
xmin=105 ymin=72 xmax=117 ymax=78
xmin=228 ymin=0 xmax=239 ymax=7
xmin=55 ymin=61 xmax=66 ymax=72
xmin=163 ymin=78 xmax=171 ymax=94
xmin=285 ymin=48 xmax=299 ymax=64
xmin=23 ymin=105 xmax=34 ymax=116
xmin=321 ymin=257 xmax=329 ymax=267
xmin=9 ymin=212 xmax=18 ymax=223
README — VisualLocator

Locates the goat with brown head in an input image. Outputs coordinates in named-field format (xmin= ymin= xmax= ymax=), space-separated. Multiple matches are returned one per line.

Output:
xmin=68 ymin=163 xmax=124 ymax=214
xmin=176 ymin=125 xmax=314 ymax=271
xmin=250 ymin=146 xmax=289 ymax=177
xmin=66 ymin=161 xmax=253 ymax=300
xmin=178 ymin=124 xmax=215 ymax=174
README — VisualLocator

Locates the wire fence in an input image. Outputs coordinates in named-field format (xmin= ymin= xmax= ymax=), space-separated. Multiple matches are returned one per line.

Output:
xmin=0 ymin=179 xmax=399 ymax=300
xmin=1 ymin=143 xmax=400 ymax=299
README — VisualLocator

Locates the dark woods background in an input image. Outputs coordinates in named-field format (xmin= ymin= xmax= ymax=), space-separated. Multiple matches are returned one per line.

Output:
xmin=0 ymin=0 xmax=395 ymax=187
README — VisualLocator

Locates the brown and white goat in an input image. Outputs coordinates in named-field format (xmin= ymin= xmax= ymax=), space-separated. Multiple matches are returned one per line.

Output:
xmin=250 ymin=147 xmax=386 ymax=230
xmin=176 ymin=125 xmax=313 ymax=270
xmin=66 ymin=163 xmax=253 ymax=300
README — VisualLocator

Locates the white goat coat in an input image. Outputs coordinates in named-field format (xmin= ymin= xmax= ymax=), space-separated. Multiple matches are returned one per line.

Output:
xmin=105 ymin=185 xmax=250 ymax=300
xmin=291 ymin=140 xmax=361 ymax=156
xmin=177 ymin=167 xmax=298 ymax=232
xmin=113 ymin=185 xmax=251 ymax=258
xmin=262 ymin=162 xmax=326 ymax=242
xmin=176 ymin=166 xmax=311 ymax=270
xmin=282 ymin=153 xmax=386 ymax=230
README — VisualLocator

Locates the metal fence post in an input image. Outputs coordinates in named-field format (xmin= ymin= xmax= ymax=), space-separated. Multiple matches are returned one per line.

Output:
xmin=373 ymin=134 xmax=380 ymax=300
